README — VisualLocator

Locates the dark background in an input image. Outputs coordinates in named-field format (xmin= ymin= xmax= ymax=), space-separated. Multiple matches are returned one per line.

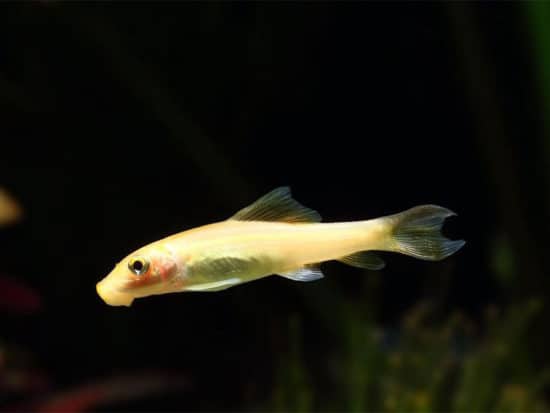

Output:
xmin=0 ymin=2 xmax=548 ymax=412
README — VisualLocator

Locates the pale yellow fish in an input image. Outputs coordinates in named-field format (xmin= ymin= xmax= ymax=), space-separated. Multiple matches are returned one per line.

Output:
xmin=0 ymin=187 xmax=23 ymax=227
xmin=96 ymin=187 xmax=465 ymax=307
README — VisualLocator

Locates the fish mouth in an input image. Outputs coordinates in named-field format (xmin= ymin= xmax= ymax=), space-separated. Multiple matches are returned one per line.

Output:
xmin=96 ymin=280 xmax=134 ymax=307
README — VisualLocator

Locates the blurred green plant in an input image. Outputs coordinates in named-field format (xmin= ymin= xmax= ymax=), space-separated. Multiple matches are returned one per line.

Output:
xmin=271 ymin=315 xmax=313 ymax=413
xmin=270 ymin=298 xmax=548 ymax=412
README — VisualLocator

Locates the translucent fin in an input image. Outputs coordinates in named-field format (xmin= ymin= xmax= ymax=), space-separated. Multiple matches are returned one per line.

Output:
xmin=338 ymin=251 xmax=386 ymax=270
xmin=278 ymin=266 xmax=324 ymax=282
xmin=389 ymin=205 xmax=465 ymax=261
xmin=185 ymin=278 xmax=241 ymax=292
xmin=229 ymin=187 xmax=321 ymax=223
xmin=192 ymin=256 xmax=252 ymax=278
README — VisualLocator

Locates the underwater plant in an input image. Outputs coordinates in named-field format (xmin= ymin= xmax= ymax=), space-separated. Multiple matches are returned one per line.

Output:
xmin=270 ymin=298 xmax=548 ymax=412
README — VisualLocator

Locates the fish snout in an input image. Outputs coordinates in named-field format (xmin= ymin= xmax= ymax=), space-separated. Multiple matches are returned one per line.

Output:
xmin=96 ymin=279 xmax=134 ymax=307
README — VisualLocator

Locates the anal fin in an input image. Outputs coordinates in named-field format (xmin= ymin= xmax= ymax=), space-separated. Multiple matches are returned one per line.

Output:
xmin=338 ymin=251 xmax=385 ymax=270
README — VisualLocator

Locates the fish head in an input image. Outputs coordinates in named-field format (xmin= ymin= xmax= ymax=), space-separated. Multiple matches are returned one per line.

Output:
xmin=96 ymin=244 xmax=180 ymax=307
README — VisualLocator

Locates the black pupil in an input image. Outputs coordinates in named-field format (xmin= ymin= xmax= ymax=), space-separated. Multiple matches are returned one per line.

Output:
xmin=133 ymin=260 xmax=144 ymax=272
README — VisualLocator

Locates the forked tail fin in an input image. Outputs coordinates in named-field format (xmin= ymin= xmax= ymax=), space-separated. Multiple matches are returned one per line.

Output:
xmin=385 ymin=205 xmax=465 ymax=261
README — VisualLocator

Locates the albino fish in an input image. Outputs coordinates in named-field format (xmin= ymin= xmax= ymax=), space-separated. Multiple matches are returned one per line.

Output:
xmin=96 ymin=187 xmax=465 ymax=307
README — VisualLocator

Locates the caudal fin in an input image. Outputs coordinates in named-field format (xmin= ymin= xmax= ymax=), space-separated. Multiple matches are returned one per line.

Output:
xmin=386 ymin=205 xmax=465 ymax=261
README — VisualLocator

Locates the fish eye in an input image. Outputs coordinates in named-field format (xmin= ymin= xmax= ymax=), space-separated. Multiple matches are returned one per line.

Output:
xmin=128 ymin=257 xmax=149 ymax=276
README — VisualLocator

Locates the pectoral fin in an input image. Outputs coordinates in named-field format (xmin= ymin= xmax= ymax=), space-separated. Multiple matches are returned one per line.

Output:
xmin=185 ymin=278 xmax=242 ymax=292
xmin=193 ymin=256 xmax=252 ymax=277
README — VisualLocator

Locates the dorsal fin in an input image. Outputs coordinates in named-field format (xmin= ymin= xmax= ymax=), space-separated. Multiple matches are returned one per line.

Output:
xmin=229 ymin=187 xmax=321 ymax=223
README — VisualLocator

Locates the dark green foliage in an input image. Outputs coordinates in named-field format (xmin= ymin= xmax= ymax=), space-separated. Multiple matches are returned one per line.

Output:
xmin=271 ymin=299 xmax=548 ymax=412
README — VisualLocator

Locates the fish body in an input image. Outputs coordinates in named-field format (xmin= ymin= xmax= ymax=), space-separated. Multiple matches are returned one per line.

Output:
xmin=96 ymin=187 xmax=465 ymax=307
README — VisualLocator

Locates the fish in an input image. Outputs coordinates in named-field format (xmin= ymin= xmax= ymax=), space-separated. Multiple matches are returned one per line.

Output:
xmin=96 ymin=187 xmax=465 ymax=307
